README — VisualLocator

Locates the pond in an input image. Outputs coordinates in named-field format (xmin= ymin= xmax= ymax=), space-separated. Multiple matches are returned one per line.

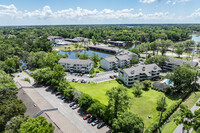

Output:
xmin=57 ymin=50 xmax=113 ymax=59
xmin=191 ymin=34 xmax=200 ymax=44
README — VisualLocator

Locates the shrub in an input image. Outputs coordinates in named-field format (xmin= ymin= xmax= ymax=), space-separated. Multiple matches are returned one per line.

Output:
xmin=78 ymin=93 xmax=94 ymax=111
xmin=24 ymin=78 xmax=30 ymax=83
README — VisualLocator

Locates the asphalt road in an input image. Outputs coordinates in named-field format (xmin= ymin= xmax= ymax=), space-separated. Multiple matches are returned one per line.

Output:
xmin=65 ymin=71 xmax=118 ymax=83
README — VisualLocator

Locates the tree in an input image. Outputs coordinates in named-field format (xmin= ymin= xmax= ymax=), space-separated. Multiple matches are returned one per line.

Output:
xmin=168 ymin=65 xmax=195 ymax=92
xmin=73 ymin=89 xmax=82 ymax=101
xmin=142 ymin=80 xmax=151 ymax=90
xmin=112 ymin=111 xmax=144 ymax=133
xmin=156 ymin=96 xmax=167 ymax=111
xmin=87 ymin=100 xmax=105 ymax=118
xmin=132 ymin=81 xmax=143 ymax=97
xmin=5 ymin=115 xmax=28 ymax=133
xmin=106 ymin=86 xmax=130 ymax=122
xmin=145 ymin=55 xmax=167 ymax=67
xmin=130 ymin=56 xmax=139 ymax=66
xmin=159 ymin=40 xmax=173 ymax=55
xmin=90 ymin=52 xmax=100 ymax=67
xmin=18 ymin=116 xmax=54 ymax=133
xmin=193 ymin=109 xmax=200 ymax=131
xmin=175 ymin=46 xmax=184 ymax=57
xmin=78 ymin=93 xmax=94 ymax=111
xmin=150 ymin=40 xmax=160 ymax=55
xmin=130 ymin=48 xmax=139 ymax=56
xmin=174 ymin=105 xmax=193 ymax=132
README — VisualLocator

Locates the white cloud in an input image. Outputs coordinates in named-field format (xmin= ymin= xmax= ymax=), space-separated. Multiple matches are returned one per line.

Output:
xmin=189 ymin=8 xmax=200 ymax=18
xmin=139 ymin=0 xmax=160 ymax=3
xmin=0 ymin=4 xmax=188 ymax=25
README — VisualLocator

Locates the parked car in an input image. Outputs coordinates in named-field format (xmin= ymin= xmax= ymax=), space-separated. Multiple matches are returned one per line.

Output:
xmin=91 ymin=119 xmax=99 ymax=126
xmin=110 ymin=76 xmax=114 ymax=79
xmin=87 ymin=116 xmax=95 ymax=123
xmin=83 ymin=114 xmax=91 ymax=120
xmin=80 ymin=73 xmax=83 ymax=76
xmin=72 ymin=104 xmax=79 ymax=109
xmin=55 ymin=92 xmax=62 ymax=96
xmin=113 ymin=75 xmax=118 ymax=78
xmin=74 ymin=79 xmax=79 ymax=82
xmin=81 ymin=79 xmax=87 ymax=83
xmin=72 ymin=79 xmax=75 ymax=82
xmin=97 ymin=122 xmax=105 ymax=129
xmin=114 ymin=70 xmax=118 ymax=73
xmin=69 ymin=102 xmax=76 ymax=107
xmin=51 ymin=88 xmax=57 ymax=93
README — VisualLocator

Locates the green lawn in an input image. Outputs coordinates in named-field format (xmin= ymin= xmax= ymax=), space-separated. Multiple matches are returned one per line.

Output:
xmin=54 ymin=45 xmax=86 ymax=51
xmin=161 ymin=92 xmax=200 ymax=133
xmin=70 ymin=80 xmax=180 ymax=127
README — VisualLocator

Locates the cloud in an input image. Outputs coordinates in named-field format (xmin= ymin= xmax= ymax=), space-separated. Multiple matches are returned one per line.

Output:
xmin=166 ymin=0 xmax=191 ymax=5
xmin=139 ymin=0 xmax=160 ymax=3
xmin=189 ymin=8 xmax=200 ymax=18
xmin=0 ymin=4 xmax=183 ymax=25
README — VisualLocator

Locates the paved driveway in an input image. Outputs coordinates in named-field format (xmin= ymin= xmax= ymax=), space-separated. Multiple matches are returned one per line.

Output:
xmin=66 ymin=71 xmax=118 ymax=83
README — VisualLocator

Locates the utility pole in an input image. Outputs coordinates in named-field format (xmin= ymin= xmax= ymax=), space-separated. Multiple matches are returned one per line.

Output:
xmin=192 ymin=42 xmax=196 ymax=61
xmin=158 ymin=97 xmax=166 ymax=133
xmin=193 ymin=70 xmax=198 ymax=95
xmin=146 ymin=39 xmax=149 ymax=59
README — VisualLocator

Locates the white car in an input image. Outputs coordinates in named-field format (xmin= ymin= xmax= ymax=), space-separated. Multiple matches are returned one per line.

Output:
xmin=72 ymin=104 xmax=79 ymax=109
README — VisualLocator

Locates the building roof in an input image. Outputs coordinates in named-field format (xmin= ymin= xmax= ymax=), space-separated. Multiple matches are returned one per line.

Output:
xmin=166 ymin=57 xmax=198 ymax=67
xmin=58 ymin=58 xmax=93 ymax=65
xmin=153 ymin=81 xmax=169 ymax=89
xmin=122 ymin=64 xmax=161 ymax=76
xmin=104 ymin=56 xmax=118 ymax=63
xmin=116 ymin=55 xmax=130 ymax=60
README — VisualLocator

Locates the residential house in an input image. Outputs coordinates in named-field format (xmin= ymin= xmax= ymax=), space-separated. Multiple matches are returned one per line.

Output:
xmin=58 ymin=58 xmax=94 ymax=73
xmin=118 ymin=64 xmax=161 ymax=86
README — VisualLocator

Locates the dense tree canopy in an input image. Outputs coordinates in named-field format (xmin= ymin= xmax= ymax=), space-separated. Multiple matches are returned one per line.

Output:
xmin=112 ymin=111 xmax=144 ymax=133
xmin=18 ymin=116 xmax=54 ymax=133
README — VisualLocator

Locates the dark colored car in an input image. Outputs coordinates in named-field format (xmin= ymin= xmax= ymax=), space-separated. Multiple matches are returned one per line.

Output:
xmin=55 ymin=92 xmax=62 ymax=96
xmin=113 ymin=75 xmax=118 ymax=78
xmin=83 ymin=114 xmax=91 ymax=120
xmin=87 ymin=116 xmax=95 ymax=123
xmin=97 ymin=122 xmax=105 ymax=129
xmin=51 ymin=88 xmax=57 ymax=93
xmin=91 ymin=119 xmax=99 ymax=126
xmin=110 ymin=76 xmax=114 ymax=79
xmin=61 ymin=95 xmax=65 ymax=100
xmin=69 ymin=102 xmax=76 ymax=107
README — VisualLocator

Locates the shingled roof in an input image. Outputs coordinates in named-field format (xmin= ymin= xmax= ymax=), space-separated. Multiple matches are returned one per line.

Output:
xmin=122 ymin=64 xmax=161 ymax=76
xmin=58 ymin=58 xmax=93 ymax=65
xmin=166 ymin=57 xmax=198 ymax=67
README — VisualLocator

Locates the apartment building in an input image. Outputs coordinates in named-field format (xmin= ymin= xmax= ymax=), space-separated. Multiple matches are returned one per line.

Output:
xmin=58 ymin=58 xmax=93 ymax=73
xmin=162 ymin=57 xmax=198 ymax=71
xmin=100 ymin=55 xmax=131 ymax=70
xmin=118 ymin=64 xmax=161 ymax=86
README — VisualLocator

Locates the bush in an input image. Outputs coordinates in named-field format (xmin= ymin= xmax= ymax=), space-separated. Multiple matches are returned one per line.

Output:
xmin=156 ymin=96 xmax=167 ymax=111
xmin=24 ymin=78 xmax=30 ymax=83
xmin=78 ymin=93 xmax=94 ymax=111
xmin=164 ymin=87 xmax=172 ymax=95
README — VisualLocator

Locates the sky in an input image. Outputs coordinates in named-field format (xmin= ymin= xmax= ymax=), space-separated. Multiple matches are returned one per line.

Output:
xmin=0 ymin=0 xmax=200 ymax=26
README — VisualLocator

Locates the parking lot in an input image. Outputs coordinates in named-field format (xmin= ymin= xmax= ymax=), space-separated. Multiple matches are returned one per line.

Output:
xmin=65 ymin=71 xmax=118 ymax=83
xmin=15 ymin=72 xmax=111 ymax=133
xmin=35 ymin=87 xmax=111 ymax=133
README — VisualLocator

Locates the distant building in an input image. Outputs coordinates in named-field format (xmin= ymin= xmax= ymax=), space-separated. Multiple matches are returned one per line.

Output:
xmin=58 ymin=58 xmax=93 ymax=73
xmin=47 ymin=36 xmax=63 ymax=42
xmin=118 ymin=64 xmax=161 ymax=86
xmin=107 ymin=40 xmax=126 ymax=46
xmin=162 ymin=57 xmax=198 ymax=71
xmin=65 ymin=37 xmax=87 ymax=43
